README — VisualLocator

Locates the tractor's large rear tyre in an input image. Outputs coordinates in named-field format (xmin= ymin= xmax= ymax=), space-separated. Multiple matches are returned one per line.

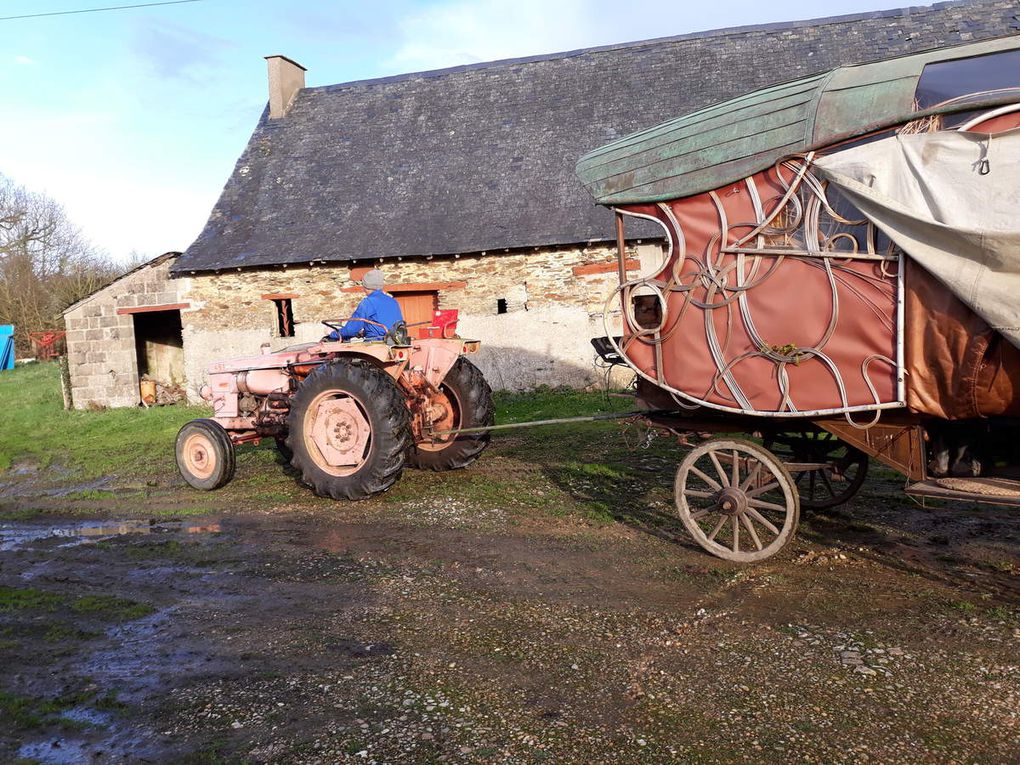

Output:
xmin=286 ymin=360 xmax=412 ymax=500
xmin=175 ymin=419 xmax=236 ymax=491
xmin=408 ymin=357 xmax=494 ymax=471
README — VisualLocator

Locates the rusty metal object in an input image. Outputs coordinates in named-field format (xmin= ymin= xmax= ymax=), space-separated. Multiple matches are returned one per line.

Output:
xmin=816 ymin=419 xmax=927 ymax=481
xmin=28 ymin=330 xmax=66 ymax=361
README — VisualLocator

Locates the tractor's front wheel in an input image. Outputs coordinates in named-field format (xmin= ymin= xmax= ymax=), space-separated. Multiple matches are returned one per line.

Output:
xmin=175 ymin=419 xmax=236 ymax=490
xmin=286 ymin=360 xmax=412 ymax=500
xmin=409 ymin=357 xmax=494 ymax=471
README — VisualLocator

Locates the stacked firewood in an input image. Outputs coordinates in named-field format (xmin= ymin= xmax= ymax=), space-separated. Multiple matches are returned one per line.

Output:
xmin=140 ymin=375 xmax=187 ymax=406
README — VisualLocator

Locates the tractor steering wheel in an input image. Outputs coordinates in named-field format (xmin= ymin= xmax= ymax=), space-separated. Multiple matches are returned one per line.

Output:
xmin=321 ymin=317 xmax=396 ymax=343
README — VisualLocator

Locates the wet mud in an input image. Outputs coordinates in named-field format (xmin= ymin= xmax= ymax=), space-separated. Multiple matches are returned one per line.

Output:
xmin=1 ymin=467 xmax=1018 ymax=763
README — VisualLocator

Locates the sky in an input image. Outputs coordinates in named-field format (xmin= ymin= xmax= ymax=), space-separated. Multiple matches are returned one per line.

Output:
xmin=0 ymin=0 xmax=912 ymax=263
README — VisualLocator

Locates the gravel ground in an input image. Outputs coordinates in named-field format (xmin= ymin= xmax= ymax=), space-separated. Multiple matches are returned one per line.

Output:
xmin=1 ymin=444 xmax=1018 ymax=764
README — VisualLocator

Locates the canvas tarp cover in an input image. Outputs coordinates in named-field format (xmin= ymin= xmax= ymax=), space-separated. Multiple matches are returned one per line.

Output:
xmin=814 ymin=127 xmax=1020 ymax=349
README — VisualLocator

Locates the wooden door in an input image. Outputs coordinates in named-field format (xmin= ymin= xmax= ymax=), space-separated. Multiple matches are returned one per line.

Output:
xmin=394 ymin=291 xmax=438 ymax=338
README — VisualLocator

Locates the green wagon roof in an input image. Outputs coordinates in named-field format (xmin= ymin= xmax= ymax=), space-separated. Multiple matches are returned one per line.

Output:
xmin=576 ymin=34 xmax=1020 ymax=205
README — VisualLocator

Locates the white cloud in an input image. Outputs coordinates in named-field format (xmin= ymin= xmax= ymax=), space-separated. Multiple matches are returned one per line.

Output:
xmin=14 ymin=55 xmax=35 ymax=65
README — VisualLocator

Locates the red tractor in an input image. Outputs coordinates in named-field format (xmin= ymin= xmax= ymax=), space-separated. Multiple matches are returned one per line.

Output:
xmin=174 ymin=316 xmax=494 ymax=500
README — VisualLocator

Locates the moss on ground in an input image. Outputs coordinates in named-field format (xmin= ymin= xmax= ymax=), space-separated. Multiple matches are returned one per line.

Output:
xmin=0 ymin=585 xmax=154 ymax=625
xmin=0 ymin=586 xmax=63 ymax=612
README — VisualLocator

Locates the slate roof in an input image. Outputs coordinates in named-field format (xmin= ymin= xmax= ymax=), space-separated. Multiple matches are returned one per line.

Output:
xmin=174 ymin=0 xmax=1020 ymax=274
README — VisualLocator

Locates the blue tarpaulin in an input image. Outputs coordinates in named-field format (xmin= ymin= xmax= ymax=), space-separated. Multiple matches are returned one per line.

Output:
xmin=1 ymin=325 xmax=14 ymax=371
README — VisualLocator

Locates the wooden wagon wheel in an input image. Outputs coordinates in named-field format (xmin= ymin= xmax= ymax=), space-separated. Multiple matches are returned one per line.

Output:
xmin=763 ymin=430 xmax=868 ymax=509
xmin=674 ymin=438 xmax=800 ymax=563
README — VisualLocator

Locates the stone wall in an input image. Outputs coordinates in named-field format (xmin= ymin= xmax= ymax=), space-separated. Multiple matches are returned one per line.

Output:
xmin=177 ymin=242 xmax=664 ymax=398
xmin=63 ymin=254 xmax=180 ymax=409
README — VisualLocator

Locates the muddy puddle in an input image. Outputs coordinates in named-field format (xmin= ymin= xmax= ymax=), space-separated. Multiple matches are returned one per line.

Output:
xmin=0 ymin=518 xmax=222 ymax=551
xmin=16 ymin=724 xmax=160 ymax=765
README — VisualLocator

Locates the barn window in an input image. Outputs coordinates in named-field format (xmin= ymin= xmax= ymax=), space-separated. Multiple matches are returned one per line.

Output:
xmin=496 ymin=298 xmax=508 ymax=314
xmin=273 ymin=298 xmax=295 ymax=338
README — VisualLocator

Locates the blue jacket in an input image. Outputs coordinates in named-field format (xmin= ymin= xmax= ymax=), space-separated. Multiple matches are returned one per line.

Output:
xmin=331 ymin=290 xmax=404 ymax=341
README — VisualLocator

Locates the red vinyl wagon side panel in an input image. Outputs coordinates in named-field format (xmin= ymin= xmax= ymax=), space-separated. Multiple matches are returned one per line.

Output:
xmin=616 ymin=164 xmax=898 ymax=415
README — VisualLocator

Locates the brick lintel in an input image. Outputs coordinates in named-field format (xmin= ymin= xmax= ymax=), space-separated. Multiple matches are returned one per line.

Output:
xmin=116 ymin=303 xmax=190 ymax=316
xmin=572 ymin=259 xmax=641 ymax=276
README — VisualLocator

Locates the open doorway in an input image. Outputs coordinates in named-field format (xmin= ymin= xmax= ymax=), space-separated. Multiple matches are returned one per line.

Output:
xmin=132 ymin=310 xmax=184 ymax=384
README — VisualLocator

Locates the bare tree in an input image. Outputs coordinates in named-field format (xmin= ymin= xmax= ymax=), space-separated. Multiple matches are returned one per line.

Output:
xmin=0 ymin=174 xmax=122 ymax=354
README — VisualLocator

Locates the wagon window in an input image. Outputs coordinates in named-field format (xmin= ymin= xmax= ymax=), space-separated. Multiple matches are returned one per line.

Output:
xmin=632 ymin=294 xmax=661 ymax=330
xmin=915 ymin=49 xmax=1020 ymax=110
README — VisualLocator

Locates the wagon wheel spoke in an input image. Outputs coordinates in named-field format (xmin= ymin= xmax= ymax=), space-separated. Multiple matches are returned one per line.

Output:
xmin=747 ymin=498 xmax=788 ymax=514
xmin=731 ymin=450 xmax=740 ymax=488
xmin=740 ymin=512 xmax=763 ymax=551
xmin=690 ymin=507 xmax=712 ymax=522
xmin=731 ymin=515 xmax=740 ymax=553
xmin=706 ymin=514 xmax=728 ymax=542
xmin=745 ymin=507 xmax=780 ymax=535
xmin=709 ymin=451 xmax=730 ymax=487
xmin=685 ymin=489 xmax=717 ymax=499
xmin=765 ymin=431 xmax=866 ymax=510
xmin=820 ymin=470 xmax=837 ymax=498
xmin=746 ymin=481 xmax=780 ymax=498
xmin=739 ymin=462 xmax=762 ymax=492
xmin=690 ymin=466 xmax=722 ymax=491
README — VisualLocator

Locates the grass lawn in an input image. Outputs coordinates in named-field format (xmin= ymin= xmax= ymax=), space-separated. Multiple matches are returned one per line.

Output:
xmin=0 ymin=361 xmax=637 ymax=484
xmin=0 ymin=362 xmax=207 ymax=476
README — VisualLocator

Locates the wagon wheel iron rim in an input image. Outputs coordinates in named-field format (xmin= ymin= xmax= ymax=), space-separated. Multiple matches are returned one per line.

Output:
xmin=302 ymin=389 xmax=373 ymax=476
xmin=182 ymin=432 xmax=218 ymax=481
xmin=675 ymin=439 xmax=799 ymax=563
xmin=765 ymin=430 xmax=868 ymax=509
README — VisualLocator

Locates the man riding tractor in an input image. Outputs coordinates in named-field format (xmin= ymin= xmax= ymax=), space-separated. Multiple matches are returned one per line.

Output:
xmin=325 ymin=268 xmax=405 ymax=343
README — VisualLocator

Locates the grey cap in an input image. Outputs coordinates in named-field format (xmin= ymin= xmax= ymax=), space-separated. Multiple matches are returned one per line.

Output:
xmin=362 ymin=269 xmax=385 ymax=291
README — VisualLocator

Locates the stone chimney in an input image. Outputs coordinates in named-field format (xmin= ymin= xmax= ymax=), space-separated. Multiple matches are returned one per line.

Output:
xmin=264 ymin=55 xmax=306 ymax=119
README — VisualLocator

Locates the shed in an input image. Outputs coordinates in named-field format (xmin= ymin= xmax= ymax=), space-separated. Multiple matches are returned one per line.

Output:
xmin=62 ymin=253 xmax=184 ymax=409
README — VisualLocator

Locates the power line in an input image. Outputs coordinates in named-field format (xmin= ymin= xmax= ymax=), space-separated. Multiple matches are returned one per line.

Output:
xmin=0 ymin=0 xmax=203 ymax=22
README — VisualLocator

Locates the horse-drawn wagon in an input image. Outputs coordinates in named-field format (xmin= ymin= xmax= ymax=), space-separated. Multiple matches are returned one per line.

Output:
xmin=577 ymin=35 xmax=1020 ymax=561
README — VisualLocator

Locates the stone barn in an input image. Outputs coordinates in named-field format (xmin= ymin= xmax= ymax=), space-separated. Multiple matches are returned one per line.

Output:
xmin=63 ymin=253 xmax=185 ymax=409
xmin=64 ymin=1 xmax=1020 ymax=407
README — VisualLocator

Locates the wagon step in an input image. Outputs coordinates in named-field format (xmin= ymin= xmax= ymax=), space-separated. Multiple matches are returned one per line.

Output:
xmin=906 ymin=477 xmax=1020 ymax=508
